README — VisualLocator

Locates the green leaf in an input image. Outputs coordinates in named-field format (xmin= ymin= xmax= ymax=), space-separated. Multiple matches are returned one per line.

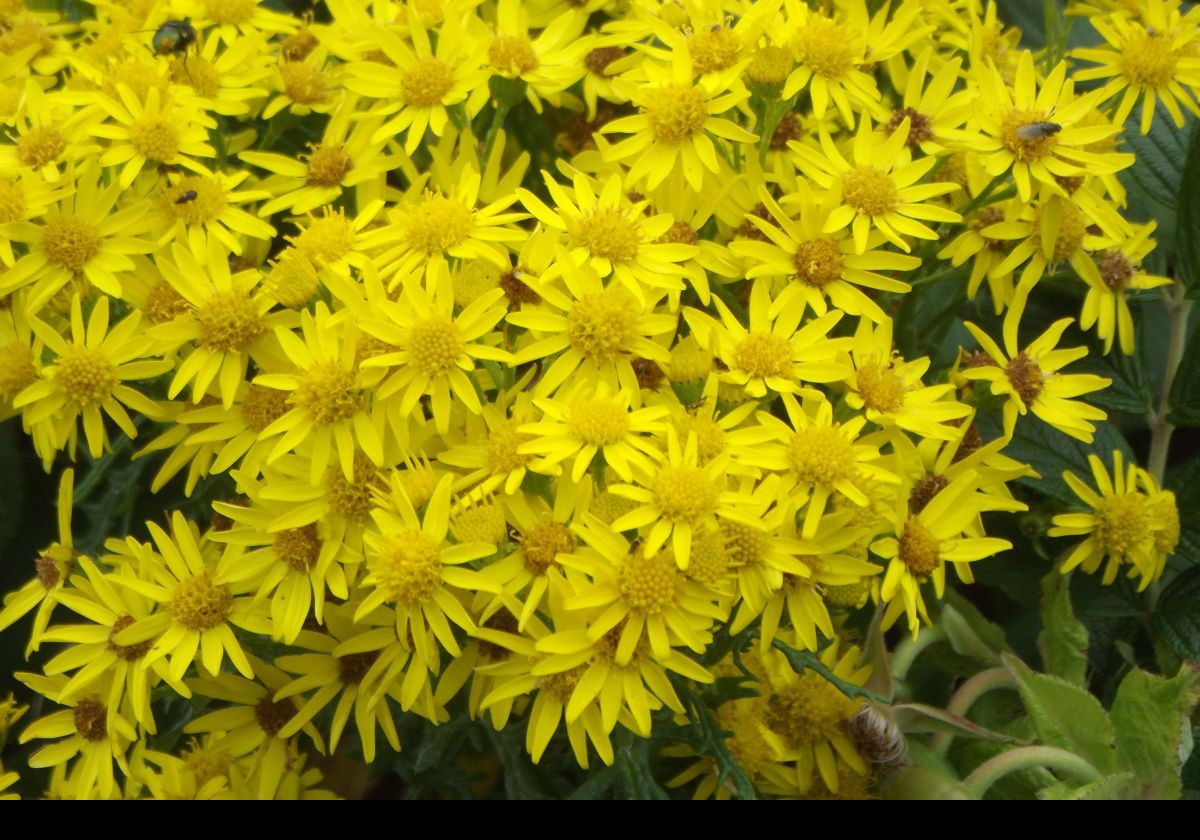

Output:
xmin=771 ymin=638 xmax=889 ymax=703
xmin=1110 ymin=668 xmax=1200 ymax=799
xmin=1167 ymin=456 xmax=1200 ymax=564
xmin=1176 ymin=112 xmax=1200 ymax=295
xmin=1122 ymin=99 xmax=1194 ymax=212
xmin=1038 ymin=571 xmax=1089 ymax=686
xmin=1154 ymin=566 xmax=1200 ymax=661
xmin=891 ymin=703 xmax=1021 ymax=744
xmin=942 ymin=589 xmax=1009 ymax=659
xmin=1169 ymin=324 xmax=1200 ymax=426
xmin=1003 ymin=652 xmax=1118 ymax=775
xmin=995 ymin=0 xmax=1046 ymax=50
xmin=677 ymin=685 xmax=756 ymax=800
xmin=978 ymin=413 xmax=1135 ymax=507
xmin=1039 ymin=772 xmax=1138 ymax=800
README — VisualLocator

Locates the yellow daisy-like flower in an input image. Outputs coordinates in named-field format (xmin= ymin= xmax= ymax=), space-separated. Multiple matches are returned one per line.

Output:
xmin=370 ymin=165 xmax=527 ymax=285
xmin=0 ymin=80 xmax=103 ymax=182
xmin=356 ymin=474 xmax=499 ymax=714
xmin=843 ymin=317 xmax=971 ymax=441
xmin=149 ymin=239 xmax=294 ymax=409
xmin=359 ymin=271 xmax=510 ymax=435
xmin=791 ymin=115 xmax=961 ymax=254
xmin=747 ymin=394 xmax=898 ymax=538
xmin=0 ymin=164 xmax=152 ymax=312
xmin=16 ymin=673 xmax=138 ymax=801
xmin=731 ymin=183 xmax=918 ymax=324
xmin=560 ymin=515 xmax=724 ymax=665
xmin=883 ymin=48 xmax=978 ymax=157
xmin=0 ymin=468 xmax=76 ymax=651
xmin=16 ymin=295 xmax=170 ymax=459
xmin=600 ymin=45 xmax=755 ymax=192
xmin=1080 ymin=223 xmax=1171 ymax=355
xmin=153 ymin=167 xmax=276 ymax=260
xmin=183 ymin=658 xmax=324 ymax=802
xmin=974 ymin=52 xmax=1131 ymax=201
xmin=685 ymin=277 xmax=850 ymax=400
xmin=519 ymin=171 xmax=698 ymax=302
xmin=1049 ymin=450 xmax=1174 ymax=590
xmin=93 ymin=85 xmax=216 ymax=188
xmin=346 ymin=14 xmax=488 ymax=154
xmin=480 ymin=0 xmax=590 ymax=112
xmin=1073 ymin=0 xmax=1200 ymax=133
xmin=40 ymin=556 xmax=185 ymax=734
xmin=780 ymin=0 xmax=881 ymax=127
xmin=961 ymin=318 xmax=1110 ymax=443
xmin=507 ymin=259 xmax=676 ymax=401
xmin=758 ymin=638 xmax=871 ymax=794
xmin=241 ymin=99 xmax=398 ymax=216
xmin=272 ymin=602 xmax=417 ymax=762
xmin=608 ymin=428 xmax=762 ymax=570
xmin=254 ymin=303 xmax=386 ymax=482
xmin=107 ymin=511 xmax=264 ymax=682
xmin=872 ymin=472 xmax=1013 ymax=637
xmin=518 ymin=380 xmax=668 ymax=483
xmin=210 ymin=489 xmax=350 ymax=645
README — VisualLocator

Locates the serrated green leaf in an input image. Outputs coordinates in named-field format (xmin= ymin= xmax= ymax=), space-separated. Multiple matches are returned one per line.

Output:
xmin=1122 ymin=99 xmax=1194 ymax=212
xmin=1038 ymin=571 xmax=1089 ymax=686
xmin=1111 ymin=668 xmax=1200 ymax=799
xmin=1176 ymin=111 xmax=1200 ymax=294
xmin=1166 ymin=457 xmax=1200 ymax=564
xmin=1003 ymin=652 xmax=1118 ymax=775
xmin=1153 ymin=566 xmax=1200 ymax=661
xmin=978 ymin=414 xmax=1135 ymax=507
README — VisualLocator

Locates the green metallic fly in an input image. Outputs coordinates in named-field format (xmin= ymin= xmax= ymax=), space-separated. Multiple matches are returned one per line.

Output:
xmin=151 ymin=18 xmax=198 ymax=57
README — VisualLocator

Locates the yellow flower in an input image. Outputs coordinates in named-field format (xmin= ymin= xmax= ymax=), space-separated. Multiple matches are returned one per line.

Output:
xmin=346 ymin=14 xmax=488 ymax=154
xmin=507 ymin=259 xmax=676 ymax=401
xmin=962 ymin=318 xmax=1110 ymax=443
xmin=872 ymin=472 xmax=1012 ymax=637
xmin=93 ymin=84 xmax=216 ymax=188
xmin=1073 ymin=0 xmax=1200 ymax=133
xmin=600 ymin=44 xmax=755 ymax=192
xmin=791 ymin=115 xmax=961 ymax=254
xmin=1049 ymin=451 xmax=1175 ymax=590
xmin=359 ymin=270 xmax=510 ymax=434
xmin=974 ymin=52 xmax=1132 ymax=201
xmin=1080 ymin=223 xmax=1171 ymax=355
xmin=686 ymin=277 xmax=850 ymax=400
xmin=731 ymin=183 xmax=917 ymax=324
xmin=148 ymin=239 xmax=294 ymax=409
xmin=0 ymin=164 xmax=153 ymax=312
xmin=16 ymin=295 xmax=171 ymax=459
xmin=518 ymin=379 xmax=668 ymax=483
xmin=519 ymin=171 xmax=698 ymax=302
xmin=107 ymin=512 xmax=264 ymax=682
xmin=480 ymin=0 xmax=590 ymax=112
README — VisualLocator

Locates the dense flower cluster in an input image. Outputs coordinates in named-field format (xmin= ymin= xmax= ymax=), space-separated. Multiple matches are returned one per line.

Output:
xmin=0 ymin=0 xmax=1185 ymax=800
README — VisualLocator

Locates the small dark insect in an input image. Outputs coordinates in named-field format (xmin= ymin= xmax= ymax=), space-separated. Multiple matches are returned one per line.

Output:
xmin=152 ymin=18 xmax=198 ymax=57
xmin=1015 ymin=121 xmax=1062 ymax=141
xmin=175 ymin=190 xmax=198 ymax=204
xmin=686 ymin=396 xmax=708 ymax=413
xmin=629 ymin=535 xmax=645 ymax=553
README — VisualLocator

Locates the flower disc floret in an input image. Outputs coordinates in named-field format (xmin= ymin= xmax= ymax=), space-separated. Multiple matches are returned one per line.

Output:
xmin=766 ymin=674 xmax=852 ymax=747
xmin=734 ymin=332 xmax=793 ymax=380
xmin=652 ymin=465 xmax=719 ymax=523
xmin=567 ymin=395 xmax=630 ymax=445
xmin=522 ymin=520 xmax=575 ymax=574
xmin=196 ymin=291 xmax=264 ymax=351
xmin=291 ymin=361 xmax=360 ymax=425
xmin=644 ymin=84 xmax=708 ymax=145
xmin=619 ymin=548 xmax=679 ymax=614
xmin=793 ymin=239 xmax=844 ymax=288
xmin=567 ymin=287 xmax=636 ymax=361
xmin=408 ymin=319 xmax=464 ymax=375
xmin=400 ymin=59 xmax=455 ymax=106
xmin=577 ymin=209 xmax=641 ymax=263
xmin=788 ymin=427 xmax=854 ymax=485
xmin=842 ymin=166 xmax=899 ymax=216
xmin=898 ymin=518 xmax=940 ymax=580
xmin=43 ymin=217 xmax=101 ymax=271
xmin=56 ymin=346 xmax=116 ymax=407
xmin=169 ymin=570 xmax=233 ymax=631
xmin=369 ymin=528 xmax=442 ymax=607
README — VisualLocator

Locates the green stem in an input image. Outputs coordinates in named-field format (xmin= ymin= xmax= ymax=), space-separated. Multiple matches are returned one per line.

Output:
xmin=890 ymin=626 xmax=944 ymax=685
xmin=964 ymin=746 xmax=1103 ymax=799
xmin=482 ymin=102 xmax=513 ymax=165
xmin=930 ymin=668 xmax=1017 ymax=755
xmin=1147 ymin=282 xmax=1191 ymax=485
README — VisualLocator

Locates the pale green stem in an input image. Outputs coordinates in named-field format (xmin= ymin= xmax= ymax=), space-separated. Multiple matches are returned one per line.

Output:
xmin=964 ymin=746 xmax=1102 ymax=799
xmin=890 ymin=626 xmax=944 ymax=685
xmin=930 ymin=668 xmax=1017 ymax=755
xmin=1147 ymin=283 xmax=1192 ymax=485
